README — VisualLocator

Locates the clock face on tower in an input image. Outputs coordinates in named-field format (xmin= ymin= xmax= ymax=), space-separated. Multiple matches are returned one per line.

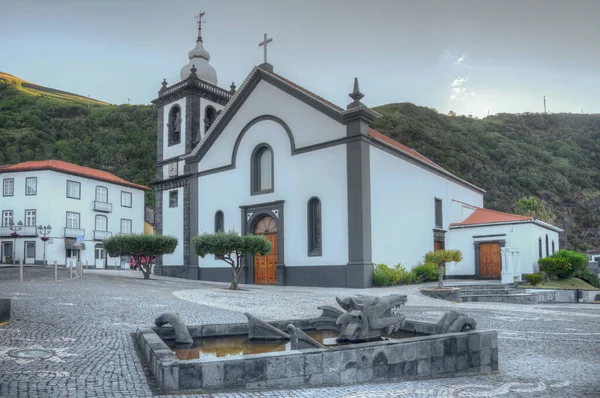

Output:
xmin=168 ymin=162 xmax=178 ymax=177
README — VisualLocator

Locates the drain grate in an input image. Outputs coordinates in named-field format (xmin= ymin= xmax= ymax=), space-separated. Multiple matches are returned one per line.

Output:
xmin=8 ymin=348 xmax=54 ymax=359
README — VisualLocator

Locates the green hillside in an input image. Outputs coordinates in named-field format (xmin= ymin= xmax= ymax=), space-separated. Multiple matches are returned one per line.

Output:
xmin=0 ymin=73 xmax=598 ymax=250
xmin=0 ymin=73 xmax=156 ymax=205
xmin=372 ymin=103 xmax=600 ymax=250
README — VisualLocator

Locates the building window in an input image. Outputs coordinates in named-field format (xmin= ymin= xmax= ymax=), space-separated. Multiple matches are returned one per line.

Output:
xmin=96 ymin=186 xmax=108 ymax=202
xmin=308 ymin=197 xmax=322 ymax=256
xmin=552 ymin=240 xmax=555 ymax=254
xmin=95 ymin=215 xmax=107 ymax=231
xmin=251 ymin=144 xmax=274 ymax=194
xmin=121 ymin=191 xmax=132 ymax=208
xmin=214 ymin=211 xmax=224 ymax=233
xmin=2 ymin=210 xmax=13 ymax=226
xmin=434 ymin=198 xmax=443 ymax=229
xmin=3 ymin=178 xmax=14 ymax=196
xmin=66 ymin=212 xmax=80 ymax=229
xmin=545 ymin=234 xmax=549 ymax=257
xmin=66 ymin=180 xmax=81 ymax=199
xmin=120 ymin=219 xmax=132 ymax=234
xmin=167 ymin=105 xmax=182 ymax=146
xmin=169 ymin=190 xmax=178 ymax=208
xmin=25 ymin=177 xmax=37 ymax=195
xmin=538 ymin=237 xmax=542 ymax=258
xmin=25 ymin=210 xmax=36 ymax=227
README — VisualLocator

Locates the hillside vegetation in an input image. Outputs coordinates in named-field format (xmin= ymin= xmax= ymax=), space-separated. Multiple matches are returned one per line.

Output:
xmin=0 ymin=74 xmax=598 ymax=250
xmin=0 ymin=74 xmax=156 ymax=205
xmin=372 ymin=103 xmax=600 ymax=250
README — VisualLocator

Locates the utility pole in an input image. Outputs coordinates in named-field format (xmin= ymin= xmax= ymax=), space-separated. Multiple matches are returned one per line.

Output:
xmin=543 ymin=96 xmax=547 ymax=114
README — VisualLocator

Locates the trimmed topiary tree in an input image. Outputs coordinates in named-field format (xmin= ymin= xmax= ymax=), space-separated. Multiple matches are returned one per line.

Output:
xmin=538 ymin=249 xmax=588 ymax=280
xmin=193 ymin=231 xmax=272 ymax=290
xmin=103 ymin=234 xmax=178 ymax=280
xmin=424 ymin=249 xmax=463 ymax=288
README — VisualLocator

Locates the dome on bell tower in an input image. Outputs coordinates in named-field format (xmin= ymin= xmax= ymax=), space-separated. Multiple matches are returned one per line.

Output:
xmin=180 ymin=12 xmax=218 ymax=85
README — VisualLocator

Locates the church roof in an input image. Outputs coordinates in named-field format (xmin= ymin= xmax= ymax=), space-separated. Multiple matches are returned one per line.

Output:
xmin=368 ymin=129 xmax=444 ymax=170
xmin=451 ymin=207 xmax=533 ymax=227
xmin=0 ymin=160 xmax=150 ymax=191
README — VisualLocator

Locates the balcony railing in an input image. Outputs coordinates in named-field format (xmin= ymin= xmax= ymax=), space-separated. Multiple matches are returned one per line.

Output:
xmin=64 ymin=227 xmax=85 ymax=238
xmin=0 ymin=225 xmax=38 ymax=237
xmin=93 ymin=201 xmax=113 ymax=213
xmin=93 ymin=230 xmax=113 ymax=241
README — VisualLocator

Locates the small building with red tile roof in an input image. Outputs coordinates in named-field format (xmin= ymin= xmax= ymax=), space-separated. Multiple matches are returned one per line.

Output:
xmin=0 ymin=160 xmax=147 ymax=268
xmin=150 ymin=17 xmax=563 ymax=286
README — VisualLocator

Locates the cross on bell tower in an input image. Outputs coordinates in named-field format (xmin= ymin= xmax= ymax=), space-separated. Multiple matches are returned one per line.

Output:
xmin=195 ymin=11 xmax=206 ymax=42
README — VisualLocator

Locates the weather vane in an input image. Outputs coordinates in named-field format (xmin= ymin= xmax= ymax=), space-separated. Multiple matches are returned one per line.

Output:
xmin=194 ymin=11 xmax=206 ymax=42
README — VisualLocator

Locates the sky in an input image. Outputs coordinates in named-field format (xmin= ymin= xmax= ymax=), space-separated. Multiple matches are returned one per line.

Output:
xmin=1 ymin=0 xmax=599 ymax=118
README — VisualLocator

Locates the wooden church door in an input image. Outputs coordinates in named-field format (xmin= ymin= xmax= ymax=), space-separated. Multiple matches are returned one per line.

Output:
xmin=253 ymin=216 xmax=278 ymax=284
xmin=479 ymin=242 xmax=502 ymax=278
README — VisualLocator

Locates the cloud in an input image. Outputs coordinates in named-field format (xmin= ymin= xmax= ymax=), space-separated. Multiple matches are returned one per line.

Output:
xmin=455 ymin=55 xmax=466 ymax=65
xmin=449 ymin=77 xmax=475 ymax=100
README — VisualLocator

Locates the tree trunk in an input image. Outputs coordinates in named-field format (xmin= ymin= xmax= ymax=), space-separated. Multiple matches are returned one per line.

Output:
xmin=230 ymin=268 xmax=240 ymax=290
xmin=142 ymin=265 xmax=151 ymax=280
xmin=438 ymin=262 xmax=445 ymax=288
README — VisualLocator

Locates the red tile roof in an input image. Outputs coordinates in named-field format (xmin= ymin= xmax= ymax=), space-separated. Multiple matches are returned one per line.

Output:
xmin=0 ymin=160 xmax=150 ymax=191
xmin=450 ymin=207 xmax=533 ymax=227
xmin=368 ymin=128 xmax=444 ymax=170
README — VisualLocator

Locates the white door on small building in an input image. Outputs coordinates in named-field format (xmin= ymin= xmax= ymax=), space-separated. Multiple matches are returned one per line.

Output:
xmin=24 ymin=241 xmax=36 ymax=264
xmin=94 ymin=244 xmax=106 ymax=269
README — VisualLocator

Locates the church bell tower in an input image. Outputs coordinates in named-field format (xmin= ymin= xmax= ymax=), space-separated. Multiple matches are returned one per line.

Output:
xmin=151 ymin=11 xmax=233 ymax=279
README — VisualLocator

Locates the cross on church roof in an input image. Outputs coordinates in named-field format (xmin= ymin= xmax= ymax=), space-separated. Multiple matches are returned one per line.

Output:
xmin=195 ymin=11 xmax=206 ymax=42
xmin=258 ymin=33 xmax=273 ymax=64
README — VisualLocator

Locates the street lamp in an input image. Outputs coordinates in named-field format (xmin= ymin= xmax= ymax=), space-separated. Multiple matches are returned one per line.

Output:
xmin=9 ymin=220 xmax=23 ymax=264
xmin=38 ymin=225 xmax=52 ymax=266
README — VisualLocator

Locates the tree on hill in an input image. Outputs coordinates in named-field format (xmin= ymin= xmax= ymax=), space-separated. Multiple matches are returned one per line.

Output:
xmin=514 ymin=196 xmax=555 ymax=223
xmin=193 ymin=231 xmax=272 ymax=290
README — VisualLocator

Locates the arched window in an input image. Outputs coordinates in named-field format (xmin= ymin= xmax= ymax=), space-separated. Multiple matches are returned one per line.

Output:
xmin=95 ymin=186 xmax=108 ymax=203
xmin=307 ymin=197 xmax=322 ymax=256
xmin=251 ymin=144 xmax=274 ymax=194
xmin=95 ymin=215 xmax=107 ymax=231
xmin=214 ymin=211 xmax=224 ymax=233
xmin=167 ymin=105 xmax=182 ymax=146
xmin=538 ymin=237 xmax=543 ymax=258
xmin=545 ymin=234 xmax=549 ymax=257
xmin=204 ymin=105 xmax=217 ymax=133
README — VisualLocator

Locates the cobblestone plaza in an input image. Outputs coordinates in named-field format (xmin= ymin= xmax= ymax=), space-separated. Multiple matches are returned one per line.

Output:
xmin=0 ymin=268 xmax=599 ymax=397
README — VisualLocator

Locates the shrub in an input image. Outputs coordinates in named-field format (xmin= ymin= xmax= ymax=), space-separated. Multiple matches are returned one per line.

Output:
xmin=411 ymin=262 xmax=439 ymax=282
xmin=538 ymin=249 xmax=588 ymax=280
xmin=575 ymin=269 xmax=600 ymax=288
xmin=393 ymin=264 xmax=413 ymax=285
xmin=103 ymin=234 xmax=178 ymax=280
xmin=373 ymin=263 xmax=391 ymax=286
xmin=596 ymin=294 xmax=600 ymax=301
xmin=524 ymin=273 xmax=543 ymax=286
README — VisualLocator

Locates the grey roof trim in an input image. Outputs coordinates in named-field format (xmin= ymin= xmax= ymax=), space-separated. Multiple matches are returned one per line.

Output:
xmin=368 ymin=138 xmax=486 ymax=194
xmin=152 ymin=76 xmax=231 ymax=107
xmin=183 ymin=66 xmax=353 ymax=164
xmin=449 ymin=219 xmax=563 ymax=233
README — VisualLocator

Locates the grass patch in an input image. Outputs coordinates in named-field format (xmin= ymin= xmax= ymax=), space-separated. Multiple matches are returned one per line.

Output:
xmin=518 ymin=278 xmax=597 ymax=290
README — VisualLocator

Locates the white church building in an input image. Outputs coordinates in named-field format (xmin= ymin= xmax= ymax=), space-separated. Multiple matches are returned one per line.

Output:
xmin=152 ymin=15 xmax=562 ymax=287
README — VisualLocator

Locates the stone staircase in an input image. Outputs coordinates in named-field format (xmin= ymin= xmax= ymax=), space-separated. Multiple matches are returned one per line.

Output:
xmin=450 ymin=283 xmax=539 ymax=304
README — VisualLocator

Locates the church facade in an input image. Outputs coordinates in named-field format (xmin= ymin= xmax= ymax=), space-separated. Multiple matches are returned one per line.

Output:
xmin=152 ymin=18 xmax=562 ymax=287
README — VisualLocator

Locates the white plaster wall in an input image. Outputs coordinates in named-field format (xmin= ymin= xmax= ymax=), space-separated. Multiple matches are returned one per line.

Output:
xmin=162 ymin=97 xmax=187 ymax=160
xmin=161 ymin=187 xmax=184 ymax=265
xmin=198 ymin=80 xmax=346 ymax=172
xmin=450 ymin=201 xmax=477 ymax=224
xmin=196 ymin=118 xmax=348 ymax=268
xmin=0 ymin=170 xmax=145 ymax=266
xmin=370 ymin=146 xmax=484 ymax=270
xmin=446 ymin=222 xmax=561 ymax=276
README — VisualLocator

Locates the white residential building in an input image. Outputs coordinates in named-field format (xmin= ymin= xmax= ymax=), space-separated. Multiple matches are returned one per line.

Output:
xmin=0 ymin=160 xmax=147 ymax=268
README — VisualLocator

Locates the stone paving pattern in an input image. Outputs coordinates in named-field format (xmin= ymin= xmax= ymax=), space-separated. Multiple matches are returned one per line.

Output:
xmin=0 ymin=268 xmax=599 ymax=397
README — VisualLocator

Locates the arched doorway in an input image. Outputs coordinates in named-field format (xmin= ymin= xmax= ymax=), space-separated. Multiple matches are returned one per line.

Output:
xmin=253 ymin=216 xmax=278 ymax=284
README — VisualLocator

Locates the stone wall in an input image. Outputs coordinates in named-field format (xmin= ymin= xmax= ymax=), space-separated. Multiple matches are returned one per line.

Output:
xmin=136 ymin=321 xmax=499 ymax=393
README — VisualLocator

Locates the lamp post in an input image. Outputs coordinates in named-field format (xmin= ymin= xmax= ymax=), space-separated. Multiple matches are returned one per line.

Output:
xmin=9 ymin=220 xmax=23 ymax=264
xmin=38 ymin=225 xmax=52 ymax=266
